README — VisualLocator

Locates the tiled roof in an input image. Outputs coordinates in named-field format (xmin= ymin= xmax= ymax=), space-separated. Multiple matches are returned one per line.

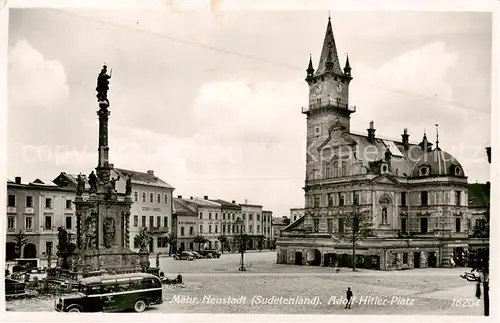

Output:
xmin=272 ymin=217 xmax=290 ymax=226
xmin=348 ymin=132 xmax=427 ymax=178
xmin=468 ymin=183 xmax=490 ymax=208
xmin=177 ymin=197 xmax=221 ymax=208
xmin=210 ymin=199 xmax=242 ymax=209
xmin=173 ymin=198 xmax=197 ymax=216
xmin=114 ymin=168 xmax=173 ymax=189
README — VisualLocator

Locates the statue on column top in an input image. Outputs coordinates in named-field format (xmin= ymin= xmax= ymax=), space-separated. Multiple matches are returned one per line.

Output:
xmin=96 ymin=65 xmax=112 ymax=103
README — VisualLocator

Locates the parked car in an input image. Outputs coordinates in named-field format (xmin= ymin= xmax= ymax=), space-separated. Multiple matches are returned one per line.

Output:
xmin=191 ymin=251 xmax=204 ymax=259
xmin=173 ymin=251 xmax=195 ymax=261
xmin=199 ymin=250 xmax=221 ymax=259
xmin=55 ymin=273 xmax=163 ymax=313
xmin=5 ymin=278 xmax=27 ymax=298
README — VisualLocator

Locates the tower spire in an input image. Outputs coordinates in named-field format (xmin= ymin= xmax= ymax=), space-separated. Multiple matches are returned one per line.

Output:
xmin=315 ymin=17 xmax=343 ymax=76
xmin=306 ymin=54 xmax=315 ymax=78
xmin=435 ymin=123 xmax=440 ymax=150
xmin=343 ymin=53 xmax=352 ymax=76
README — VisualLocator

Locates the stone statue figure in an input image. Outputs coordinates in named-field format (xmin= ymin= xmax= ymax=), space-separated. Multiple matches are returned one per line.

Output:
xmin=88 ymin=171 xmax=98 ymax=193
xmin=76 ymin=173 xmax=85 ymax=196
xmin=103 ymin=217 xmax=116 ymax=248
xmin=125 ymin=175 xmax=132 ymax=195
xmin=96 ymin=65 xmax=112 ymax=102
xmin=109 ymin=176 xmax=119 ymax=191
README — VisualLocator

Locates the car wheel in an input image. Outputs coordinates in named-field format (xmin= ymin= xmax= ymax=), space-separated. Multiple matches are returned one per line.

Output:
xmin=68 ymin=306 xmax=82 ymax=313
xmin=134 ymin=299 xmax=147 ymax=313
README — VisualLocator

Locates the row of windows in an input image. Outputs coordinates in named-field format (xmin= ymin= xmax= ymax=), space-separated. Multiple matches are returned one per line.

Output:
xmin=134 ymin=191 xmax=169 ymax=205
xmin=201 ymin=211 xmax=270 ymax=223
xmin=310 ymin=190 xmax=463 ymax=208
xmin=311 ymin=216 xmax=463 ymax=234
xmin=133 ymin=215 xmax=169 ymax=228
xmin=7 ymin=215 xmax=73 ymax=232
xmin=7 ymin=195 xmax=72 ymax=209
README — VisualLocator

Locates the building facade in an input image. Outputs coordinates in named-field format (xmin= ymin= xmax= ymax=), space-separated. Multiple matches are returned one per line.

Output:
xmin=212 ymin=199 xmax=242 ymax=251
xmin=272 ymin=216 xmax=290 ymax=238
xmin=172 ymin=197 xmax=198 ymax=252
xmin=176 ymin=196 xmax=222 ymax=250
xmin=262 ymin=210 xmax=273 ymax=248
xmin=290 ymin=208 xmax=305 ymax=222
xmin=240 ymin=203 xmax=263 ymax=250
xmin=277 ymin=18 xmax=489 ymax=270
xmin=113 ymin=169 xmax=174 ymax=254
xmin=6 ymin=177 xmax=76 ymax=262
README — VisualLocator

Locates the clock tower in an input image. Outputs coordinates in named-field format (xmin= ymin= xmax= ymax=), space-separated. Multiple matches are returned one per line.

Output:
xmin=302 ymin=17 xmax=354 ymax=181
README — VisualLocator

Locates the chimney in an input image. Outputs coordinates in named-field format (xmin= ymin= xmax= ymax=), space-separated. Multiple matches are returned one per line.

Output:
xmin=204 ymin=196 xmax=208 ymax=200
xmin=190 ymin=196 xmax=193 ymax=200
xmin=232 ymin=200 xmax=236 ymax=204
xmin=402 ymin=128 xmax=409 ymax=150
xmin=15 ymin=177 xmax=21 ymax=184
xmin=367 ymin=121 xmax=376 ymax=143
xmin=177 ymin=195 xmax=182 ymax=198
xmin=147 ymin=170 xmax=154 ymax=176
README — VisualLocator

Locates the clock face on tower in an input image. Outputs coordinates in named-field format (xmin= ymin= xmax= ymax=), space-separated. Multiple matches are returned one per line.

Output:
xmin=336 ymin=83 xmax=343 ymax=94
xmin=314 ymin=82 xmax=324 ymax=95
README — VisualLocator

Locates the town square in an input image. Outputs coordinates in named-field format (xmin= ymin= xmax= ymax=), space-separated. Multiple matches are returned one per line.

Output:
xmin=4 ymin=6 xmax=491 ymax=317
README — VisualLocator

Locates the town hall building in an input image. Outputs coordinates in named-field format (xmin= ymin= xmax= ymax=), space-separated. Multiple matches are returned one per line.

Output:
xmin=276 ymin=18 xmax=489 ymax=270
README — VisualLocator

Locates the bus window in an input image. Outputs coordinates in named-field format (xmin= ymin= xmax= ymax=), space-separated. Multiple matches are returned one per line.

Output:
xmin=101 ymin=284 xmax=117 ymax=294
xmin=117 ymin=283 xmax=131 ymax=292
xmin=130 ymin=280 xmax=142 ymax=290
xmin=87 ymin=285 xmax=102 ymax=295
xmin=143 ymin=279 xmax=158 ymax=289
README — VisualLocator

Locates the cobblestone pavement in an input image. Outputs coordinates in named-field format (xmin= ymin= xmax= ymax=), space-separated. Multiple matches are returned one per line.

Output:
xmin=5 ymin=252 xmax=483 ymax=315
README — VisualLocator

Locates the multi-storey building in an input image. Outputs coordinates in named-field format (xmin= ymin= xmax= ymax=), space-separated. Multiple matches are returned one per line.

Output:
xmin=262 ymin=210 xmax=273 ymax=248
xmin=290 ymin=208 xmax=305 ymax=222
xmin=211 ymin=199 xmax=241 ymax=249
xmin=113 ymin=169 xmax=174 ymax=254
xmin=240 ymin=203 xmax=263 ymax=249
xmin=277 ymin=18 xmax=489 ymax=270
xmin=172 ymin=197 xmax=198 ymax=251
xmin=6 ymin=176 xmax=76 ymax=262
xmin=177 ymin=196 xmax=222 ymax=250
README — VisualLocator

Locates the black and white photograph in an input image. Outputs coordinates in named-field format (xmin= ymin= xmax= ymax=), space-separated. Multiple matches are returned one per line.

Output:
xmin=1 ymin=0 xmax=494 ymax=318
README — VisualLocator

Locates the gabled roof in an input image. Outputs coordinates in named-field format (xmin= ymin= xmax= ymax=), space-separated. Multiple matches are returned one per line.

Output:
xmin=272 ymin=217 xmax=290 ymax=226
xmin=114 ymin=168 xmax=174 ymax=189
xmin=177 ymin=197 xmax=221 ymax=209
xmin=30 ymin=179 xmax=58 ymax=187
xmin=282 ymin=215 xmax=305 ymax=231
xmin=210 ymin=199 xmax=242 ymax=210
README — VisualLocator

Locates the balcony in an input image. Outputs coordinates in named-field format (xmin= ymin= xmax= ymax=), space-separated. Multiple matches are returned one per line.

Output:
xmin=147 ymin=226 xmax=169 ymax=234
xmin=301 ymin=99 xmax=356 ymax=115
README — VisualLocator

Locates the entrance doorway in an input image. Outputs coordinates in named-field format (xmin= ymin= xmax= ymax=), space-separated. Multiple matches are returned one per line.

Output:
xmin=414 ymin=252 xmax=421 ymax=268
xmin=295 ymin=252 xmax=303 ymax=265
xmin=149 ymin=239 xmax=154 ymax=253
xmin=428 ymin=252 xmax=437 ymax=268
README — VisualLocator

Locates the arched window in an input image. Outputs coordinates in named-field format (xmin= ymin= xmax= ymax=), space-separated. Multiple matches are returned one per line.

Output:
xmin=333 ymin=161 xmax=339 ymax=177
xmin=381 ymin=207 xmax=388 ymax=225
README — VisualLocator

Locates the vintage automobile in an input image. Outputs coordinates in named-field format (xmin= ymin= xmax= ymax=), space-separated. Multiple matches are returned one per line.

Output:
xmin=191 ymin=251 xmax=204 ymax=259
xmin=199 ymin=249 xmax=222 ymax=259
xmin=173 ymin=251 xmax=195 ymax=261
xmin=54 ymin=273 xmax=163 ymax=313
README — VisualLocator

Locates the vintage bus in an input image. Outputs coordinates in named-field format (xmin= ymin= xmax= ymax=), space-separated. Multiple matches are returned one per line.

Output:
xmin=55 ymin=273 xmax=163 ymax=313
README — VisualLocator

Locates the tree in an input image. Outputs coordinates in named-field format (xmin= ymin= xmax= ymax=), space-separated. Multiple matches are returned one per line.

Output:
xmin=217 ymin=234 xmax=228 ymax=254
xmin=461 ymin=248 xmax=490 ymax=316
xmin=332 ymin=206 xmax=373 ymax=271
xmin=193 ymin=235 xmax=208 ymax=251
xmin=257 ymin=235 xmax=265 ymax=252
xmin=165 ymin=234 xmax=177 ymax=256
xmin=13 ymin=230 xmax=28 ymax=258
xmin=134 ymin=228 xmax=152 ymax=253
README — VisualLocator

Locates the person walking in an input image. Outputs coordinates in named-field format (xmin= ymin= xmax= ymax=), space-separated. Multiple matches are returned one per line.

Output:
xmin=345 ymin=287 xmax=353 ymax=309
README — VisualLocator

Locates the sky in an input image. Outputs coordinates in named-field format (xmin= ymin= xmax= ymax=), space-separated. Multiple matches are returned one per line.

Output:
xmin=7 ymin=9 xmax=492 ymax=218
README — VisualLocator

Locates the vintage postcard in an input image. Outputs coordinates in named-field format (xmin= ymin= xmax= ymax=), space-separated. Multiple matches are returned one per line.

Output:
xmin=1 ymin=0 xmax=495 ymax=321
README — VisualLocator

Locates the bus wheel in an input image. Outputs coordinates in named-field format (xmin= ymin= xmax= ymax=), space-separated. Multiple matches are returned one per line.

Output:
xmin=68 ymin=306 xmax=81 ymax=313
xmin=134 ymin=299 xmax=147 ymax=313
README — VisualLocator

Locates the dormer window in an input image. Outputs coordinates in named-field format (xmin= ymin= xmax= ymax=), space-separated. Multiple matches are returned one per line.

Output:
xmin=454 ymin=165 xmax=462 ymax=176
xmin=419 ymin=166 xmax=430 ymax=176
xmin=381 ymin=164 xmax=388 ymax=173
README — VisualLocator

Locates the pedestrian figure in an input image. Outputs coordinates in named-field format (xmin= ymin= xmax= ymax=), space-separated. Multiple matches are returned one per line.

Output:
xmin=345 ymin=287 xmax=353 ymax=309
xmin=450 ymin=257 xmax=455 ymax=268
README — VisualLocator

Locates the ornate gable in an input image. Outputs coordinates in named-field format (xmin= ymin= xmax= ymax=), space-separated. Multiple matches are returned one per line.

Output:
xmin=372 ymin=173 xmax=401 ymax=186
xmin=318 ymin=118 xmax=357 ymax=152
xmin=282 ymin=216 xmax=306 ymax=232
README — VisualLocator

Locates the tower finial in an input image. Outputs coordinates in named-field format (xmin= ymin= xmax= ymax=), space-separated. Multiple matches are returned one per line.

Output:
xmin=435 ymin=123 xmax=439 ymax=149
xmin=328 ymin=11 xmax=331 ymax=21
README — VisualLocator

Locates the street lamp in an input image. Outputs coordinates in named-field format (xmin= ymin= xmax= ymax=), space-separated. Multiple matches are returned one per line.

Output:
xmin=235 ymin=218 xmax=247 ymax=271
